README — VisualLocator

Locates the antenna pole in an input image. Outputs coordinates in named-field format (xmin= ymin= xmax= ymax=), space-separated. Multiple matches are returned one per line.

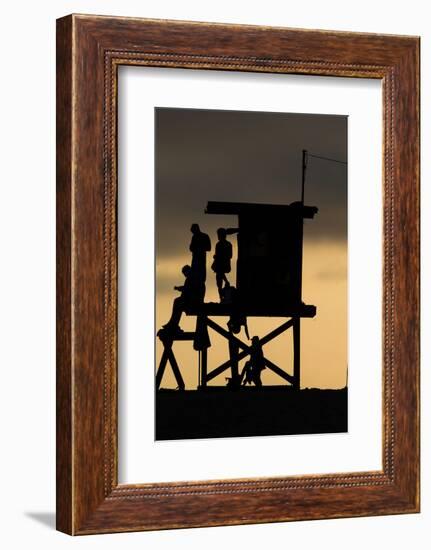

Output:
xmin=298 ymin=149 xmax=308 ymax=297
xmin=301 ymin=149 xmax=308 ymax=204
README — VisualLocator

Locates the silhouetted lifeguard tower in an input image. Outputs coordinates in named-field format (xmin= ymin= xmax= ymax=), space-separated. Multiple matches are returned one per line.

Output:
xmin=156 ymin=152 xmax=318 ymax=391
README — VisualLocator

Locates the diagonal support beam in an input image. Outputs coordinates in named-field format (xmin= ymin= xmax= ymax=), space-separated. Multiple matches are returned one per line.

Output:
xmin=206 ymin=318 xmax=249 ymax=350
xmin=206 ymin=318 xmax=295 ymax=382
xmin=167 ymin=348 xmax=185 ymax=390
xmin=206 ymin=361 xmax=233 ymax=382
xmin=156 ymin=347 xmax=170 ymax=389
xmin=264 ymin=359 xmax=295 ymax=384
xmin=260 ymin=318 xmax=294 ymax=345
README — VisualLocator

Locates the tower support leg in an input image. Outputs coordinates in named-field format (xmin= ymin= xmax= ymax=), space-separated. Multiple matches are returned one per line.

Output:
xmin=200 ymin=347 xmax=208 ymax=388
xmin=293 ymin=317 xmax=301 ymax=390
xmin=228 ymin=338 xmax=240 ymax=386
xmin=167 ymin=348 xmax=185 ymax=390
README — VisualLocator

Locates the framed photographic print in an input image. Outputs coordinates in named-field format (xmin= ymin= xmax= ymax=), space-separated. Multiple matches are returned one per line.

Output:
xmin=56 ymin=14 xmax=420 ymax=534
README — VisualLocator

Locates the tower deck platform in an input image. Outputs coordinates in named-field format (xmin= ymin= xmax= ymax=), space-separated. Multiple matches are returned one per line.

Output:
xmin=185 ymin=302 xmax=316 ymax=318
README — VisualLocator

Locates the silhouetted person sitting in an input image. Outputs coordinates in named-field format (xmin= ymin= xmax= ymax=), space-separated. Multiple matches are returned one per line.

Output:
xmin=240 ymin=336 xmax=266 ymax=387
xmin=159 ymin=265 xmax=205 ymax=337
xmin=211 ymin=227 xmax=236 ymax=300
xmin=189 ymin=223 xmax=211 ymax=282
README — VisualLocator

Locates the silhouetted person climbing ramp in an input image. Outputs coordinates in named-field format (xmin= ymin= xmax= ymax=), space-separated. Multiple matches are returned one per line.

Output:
xmin=159 ymin=265 xmax=205 ymax=336
xmin=211 ymin=227 xmax=238 ymax=300
xmin=189 ymin=223 xmax=211 ymax=282
xmin=222 ymin=284 xmax=250 ymax=340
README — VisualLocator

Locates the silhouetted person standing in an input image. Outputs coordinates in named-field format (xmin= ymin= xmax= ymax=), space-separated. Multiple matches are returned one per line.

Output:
xmin=159 ymin=265 xmax=205 ymax=335
xmin=211 ymin=228 xmax=237 ymax=300
xmin=190 ymin=223 xmax=211 ymax=282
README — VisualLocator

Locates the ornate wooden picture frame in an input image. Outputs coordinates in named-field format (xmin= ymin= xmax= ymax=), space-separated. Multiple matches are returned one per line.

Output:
xmin=56 ymin=14 xmax=420 ymax=534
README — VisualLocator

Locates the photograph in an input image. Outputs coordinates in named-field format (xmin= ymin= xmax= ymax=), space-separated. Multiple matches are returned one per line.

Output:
xmin=155 ymin=107 xmax=348 ymax=440
xmin=0 ymin=0 xmax=424 ymax=544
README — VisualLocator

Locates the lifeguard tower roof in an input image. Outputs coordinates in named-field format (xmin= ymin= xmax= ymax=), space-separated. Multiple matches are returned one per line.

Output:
xmin=206 ymin=200 xmax=318 ymax=219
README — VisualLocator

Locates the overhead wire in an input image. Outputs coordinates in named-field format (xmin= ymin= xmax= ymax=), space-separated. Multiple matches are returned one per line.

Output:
xmin=307 ymin=153 xmax=347 ymax=165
